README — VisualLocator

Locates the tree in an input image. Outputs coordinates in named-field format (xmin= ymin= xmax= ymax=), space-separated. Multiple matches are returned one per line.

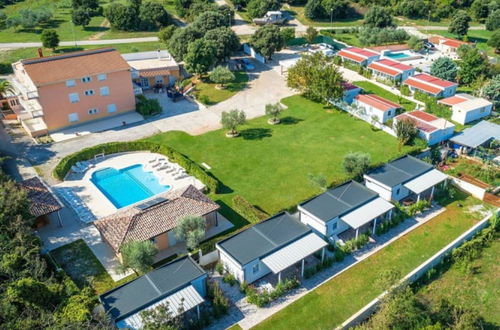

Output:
xmin=209 ymin=65 xmax=235 ymax=88
xmin=457 ymin=45 xmax=490 ymax=84
xmin=174 ymin=215 xmax=206 ymax=250
xmin=158 ymin=25 xmax=177 ymax=44
xmin=305 ymin=26 xmax=318 ymax=44
xmin=307 ymin=173 xmax=328 ymax=191
xmin=486 ymin=9 xmax=500 ymax=30
xmin=342 ymin=152 xmax=371 ymax=179
xmin=204 ymin=27 xmax=240 ymax=62
xmin=118 ymin=240 xmax=158 ymax=275
xmin=480 ymin=75 xmax=500 ymax=108
xmin=72 ymin=0 xmax=100 ymax=15
xmin=220 ymin=109 xmax=246 ymax=136
xmin=246 ymin=0 xmax=281 ymax=19
xmin=471 ymin=0 xmax=490 ymax=20
xmin=265 ymin=102 xmax=284 ymax=124
xmin=104 ymin=3 xmax=139 ymax=31
xmin=167 ymin=26 xmax=203 ymax=60
xmin=430 ymin=57 xmax=458 ymax=81
xmin=322 ymin=0 xmax=349 ymax=19
xmin=71 ymin=7 xmax=91 ymax=28
xmin=394 ymin=118 xmax=418 ymax=147
xmin=287 ymin=52 xmax=344 ymax=104
xmin=40 ymin=29 xmax=59 ymax=51
xmin=191 ymin=11 xmax=228 ymax=31
xmin=140 ymin=301 xmax=183 ymax=330
xmin=250 ymin=24 xmax=284 ymax=59
xmin=364 ymin=6 xmax=394 ymax=28
xmin=487 ymin=29 xmax=500 ymax=52
xmin=0 ymin=79 xmax=14 ymax=99
xmin=280 ymin=27 xmax=295 ymax=46
xmin=0 ymin=10 xmax=7 ymax=30
xmin=448 ymin=10 xmax=471 ymax=37
xmin=407 ymin=36 xmax=424 ymax=51
xmin=304 ymin=0 xmax=325 ymax=19
xmin=6 ymin=277 xmax=54 ymax=309
xmin=184 ymin=38 xmax=217 ymax=75
xmin=139 ymin=1 xmax=171 ymax=30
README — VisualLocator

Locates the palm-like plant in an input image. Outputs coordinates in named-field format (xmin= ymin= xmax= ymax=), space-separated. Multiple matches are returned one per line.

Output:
xmin=0 ymin=80 xmax=14 ymax=100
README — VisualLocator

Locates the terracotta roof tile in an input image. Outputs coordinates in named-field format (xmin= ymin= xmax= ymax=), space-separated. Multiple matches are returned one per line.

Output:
xmin=438 ymin=95 xmax=468 ymax=106
xmin=18 ymin=177 xmax=62 ymax=217
xmin=355 ymin=94 xmax=401 ymax=112
xmin=413 ymin=73 xmax=456 ymax=88
xmin=338 ymin=50 xmax=365 ymax=63
xmin=21 ymin=48 xmax=130 ymax=86
xmin=94 ymin=185 xmax=219 ymax=252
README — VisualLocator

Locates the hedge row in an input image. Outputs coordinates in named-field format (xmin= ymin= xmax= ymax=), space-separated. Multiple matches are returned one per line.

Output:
xmin=53 ymin=141 xmax=220 ymax=193
xmin=232 ymin=195 xmax=268 ymax=223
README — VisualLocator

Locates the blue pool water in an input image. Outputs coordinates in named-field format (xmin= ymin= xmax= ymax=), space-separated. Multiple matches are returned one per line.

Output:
xmin=385 ymin=52 xmax=410 ymax=59
xmin=91 ymin=165 xmax=171 ymax=208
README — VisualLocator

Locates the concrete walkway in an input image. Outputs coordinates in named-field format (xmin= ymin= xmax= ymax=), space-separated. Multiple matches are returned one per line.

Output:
xmin=207 ymin=205 xmax=446 ymax=329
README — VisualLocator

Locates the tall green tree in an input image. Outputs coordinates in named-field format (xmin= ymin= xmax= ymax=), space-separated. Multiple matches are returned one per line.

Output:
xmin=448 ymin=10 xmax=471 ymax=37
xmin=204 ymin=27 xmax=240 ymax=62
xmin=167 ymin=26 xmax=203 ymax=60
xmin=140 ymin=301 xmax=183 ymax=330
xmin=305 ymin=26 xmax=318 ymax=44
xmin=250 ymin=24 xmax=284 ymax=59
xmin=104 ymin=3 xmax=139 ymax=31
xmin=287 ymin=52 xmax=344 ymax=104
xmin=457 ymin=45 xmax=490 ymax=84
xmin=209 ymin=66 xmax=235 ymax=88
xmin=342 ymin=152 xmax=371 ymax=179
xmin=364 ymin=6 xmax=394 ymax=28
xmin=139 ymin=1 xmax=171 ymax=30
xmin=158 ymin=25 xmax=177 ymax=44
xmin=304 ymin=0 xmax=325 ymax=19
xmin=71 ymin=7 xmax=91 ymax=28
xmin=430 ymin=57 xmax=458 ymax=81
xmin=174 ymin=215 xmax=207 ymax=250
xmin=480 ymin=75 xmax=500 ymax=108
xmin=487 ymin=29 xmax=500 ymax=52
xmin=486 ymin=9 xmax=500 ymax=30
xmin=40 ymin=29 xmax=59 ymax=51
xmin=246 ymin=0 xmax=281 ymax=18
xmin=118 ymin=240 xmax=158 ymax=275
xmin=184 ymin=38 xmax=217 ymax=75
xmin=191 ymin=11 xmax=228 ymax=31
xmin=280 ymin=27 xmax=295 ymax=46
xmin=394 ymin=118 xmax=418 ymax=147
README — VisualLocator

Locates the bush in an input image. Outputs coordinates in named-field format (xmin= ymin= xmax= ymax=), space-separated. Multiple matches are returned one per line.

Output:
xmin=400 ymin=84 xmax=410 ymax=96
xmin=215 ymin=262 xmax=224 ymax=275
xmin=239 ymin=281 xmax=249 ymax=293
xmin=406 ymin=199 xmax=431 ymax=216
xmin=245 ymin=277 xmax=300 ymax=307
xmin=207 ymin=281 xmax=229 ymax=318
xmin=53 ymin=142 xmax=221 ymax=193
xmin=222 ymin=272 xmax=237 ymax=286
xmin=232 ymin=195 xmax=268 ymax=223
xmin=136 ymin=95 xmax=162 ymax=116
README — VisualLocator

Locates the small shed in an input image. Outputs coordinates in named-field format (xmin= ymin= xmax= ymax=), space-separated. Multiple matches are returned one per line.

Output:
xmin=18 ymin=177 xmax=63 ymax=228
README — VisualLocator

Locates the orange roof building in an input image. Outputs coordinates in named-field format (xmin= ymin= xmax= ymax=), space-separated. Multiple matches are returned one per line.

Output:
xmin=430 ymin=36 xmax=472 ymax=59
xmin=353 ymin=94 xmax=401 ymax=124
xmin=368 ymin=58 xmax=415 ymax=83
xmin=337 ymin=47 xmax=380 ymax=66
xmin=10 ymin=48 xmax=136 ymax=136
xmin=394 ymin=110 xmax=455 ymax=145
xmin=403 ymin=73 xmax=457 ymax=98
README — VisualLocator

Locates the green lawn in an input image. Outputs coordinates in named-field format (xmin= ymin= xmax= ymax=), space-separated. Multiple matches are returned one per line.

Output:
xmin=146 ymin=95 xmax=420 ymax=215
xmin=252 ymin=192 xmax=487 ymax=330
xmin=396 ymin=17 xmax=483 ymax=27
xmin=425 ymin=30 xmax=496 ymax=57
xmin=286 ymin=5 xmax=364 ymax=28
xmin=0 ymin=42 xmax=165 ymax=74
xmin=50 ymin=239 xmax=135 ymax=294
xmin=353 ymin=81 xmax=417 ymax=111
xmin=194 ymin=71 xmax=249 ymax=105
xmin=0 ymin=0 xmax=169 ymax=42
xmin=417 ymin=236 xmax=500 ymax=326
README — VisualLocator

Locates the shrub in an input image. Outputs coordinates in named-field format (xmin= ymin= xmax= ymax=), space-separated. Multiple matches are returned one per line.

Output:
xmin=406 ymin=199 xmax=431 ymax=216
xmin=207 ymin=281 xmax=229 ymax=318
xmin=239 ymin=281 xmax=249 ymax=293
xmin=245 ymin=277 xmax=300 ymax=307
xmin=400 ymin=84 xmax=410 ymax=96
xmin=232 ymin=195 xmax=268 ymax=223
xmin=222 ymin=272 xmax=237 ymax=286
xmin=136 ymin=95 xmax=162 ymax=116
xmin=215 ymin=262 xmax=224 ymax=275
xmin=53 ymin=142 xmax=221 ymax=193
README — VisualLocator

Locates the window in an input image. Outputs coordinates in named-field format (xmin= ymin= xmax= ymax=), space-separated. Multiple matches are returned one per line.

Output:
xmin=252 ymin=263 xmax=260 ymax=274
xmin=68 ymin=93 xmax=79 ymax=103
xmin=331 ymin=221 xmax=337 ymax=231
xmin=66 ymin=79 xmax=76 ymax=87
xmin=107 ymin=104 xmax=117 ymax=113
xmin=97 ymin=73 xmax=107 ymax=81
xmin=84 ymin=90 xmax=95 ymax=96
xmin=387 ymin=110 xmax=392 ymax=116
xmin=81 ymin=76 xmax=91 ymax=83
xmin=396 ymin=188 xmax=400 ymax=195
xmin=88 ymin=108 xmax=99 ymax=115
xmin=100 ymin=86 xmax=109 ymax=96
xmin=68 ymin=113 xmax=79 ymax=122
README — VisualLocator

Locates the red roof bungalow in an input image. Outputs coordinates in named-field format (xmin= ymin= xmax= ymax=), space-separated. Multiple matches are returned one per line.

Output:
xmin=430 ymin=36 xmax=471 ymax=58
xmin=368 ymin=59 xmax=415 ymax=83
xmin=394 ymin=110 xmax=455 ymax=145
xmin=337 ymin=47 xmax=380 ymax=66
xmin=403 ymin=73 xmax=457 ymax=98
xmin=353 ymin=94 xmax=401 ymax=124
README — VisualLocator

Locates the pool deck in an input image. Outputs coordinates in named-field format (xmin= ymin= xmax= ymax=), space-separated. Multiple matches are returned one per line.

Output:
xmin=55 ymin=152 xmax=205 ymax=219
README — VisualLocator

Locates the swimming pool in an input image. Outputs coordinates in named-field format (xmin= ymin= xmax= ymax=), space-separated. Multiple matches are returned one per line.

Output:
xmin=91 ymin=165 xmax=171 ymax=208
xmin=385 ymin=52 xmax=410 ymax=59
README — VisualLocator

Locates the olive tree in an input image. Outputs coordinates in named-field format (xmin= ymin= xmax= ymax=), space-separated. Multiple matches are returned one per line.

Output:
xmin=118 ymin=240 xmax=158 ymax=275
xmin=209 ymin=66 xmax=235 ymax=88
xmin=343 ymin=152 xmax=371 ymax=179
xmin=220 ymin=109 xmax=246 ymax=137
xmin=394 ymin=118 xmax=418 ymax=147
xmin=174 ymin=215 xmax=206 ymax=250
xmin=265 ymin=102 xmax=284 ymax=124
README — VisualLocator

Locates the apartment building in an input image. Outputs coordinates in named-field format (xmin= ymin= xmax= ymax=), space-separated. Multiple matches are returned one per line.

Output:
xmin=10 ymin=48 xmax=135 ymax=136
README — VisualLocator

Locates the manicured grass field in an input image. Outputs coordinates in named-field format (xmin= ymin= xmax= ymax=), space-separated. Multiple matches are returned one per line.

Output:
xmin=286 ymin=5 xmax=364 ymax=27
xmin=425 ymin=29 xmax=496 ymax=56
xmin=417 ymin=236 xmax=500 ymax=326
xmin=194 ymin=71 xmax=249 ymax=105
xmin=0 ymin=42 xmax=165 ymax=73
xmin=353 ymin=80 xmax=417 ymax=111
xmin=146 ymin=95 xmax=419 ymax=214
xmin=252 ymin=192 xmax=487 ymax=330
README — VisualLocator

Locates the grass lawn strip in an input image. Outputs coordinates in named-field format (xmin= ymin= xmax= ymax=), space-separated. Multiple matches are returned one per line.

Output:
xmin=353 ymin=80 xmax=417 ymax=111
xmin=417 ymin=236 xmax=500 ymax=326
xmin=194 ymin=71 xmax=249 ymax=105
xmin=145 ymin=95 xmax=419 ymax=215
xmin=252 ymin=193 xmax=486 ymax=330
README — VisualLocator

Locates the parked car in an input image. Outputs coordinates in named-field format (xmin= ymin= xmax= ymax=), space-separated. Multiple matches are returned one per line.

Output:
xmin=253 ymin=11 xmax=287 ymax=25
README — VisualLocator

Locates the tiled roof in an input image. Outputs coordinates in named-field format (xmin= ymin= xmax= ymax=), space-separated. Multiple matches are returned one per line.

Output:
xmin=346 ymin=47 xmax=379 ymax=58
xmin=403 ymin=73 xmax=457 ymax=95
xmin=368 ymin=59 xmax=414 ymax=76
xmin=410 ymin=110 xmax=439 ymax=122
xmin=338 ymin=50 xmax=365 ymax=63
xmin=442 ymin=39 xmax=467 ymax=48
xmin=355 ymin=94 xmax=401 ymax=112
xmin=395 ymin=111 xmax=438 ymax=133
xmin=18 ymin=177 xmax=62 ymax=217
xmin=21 ymin=48 xmax=130 ymax=86
xmin=94 ymin=185 xmax=219 ymax=252
xmin=139 ymin=69 xmax=172 ymax=77
xmin=413 ymin=73 xmax=456 ymax=88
